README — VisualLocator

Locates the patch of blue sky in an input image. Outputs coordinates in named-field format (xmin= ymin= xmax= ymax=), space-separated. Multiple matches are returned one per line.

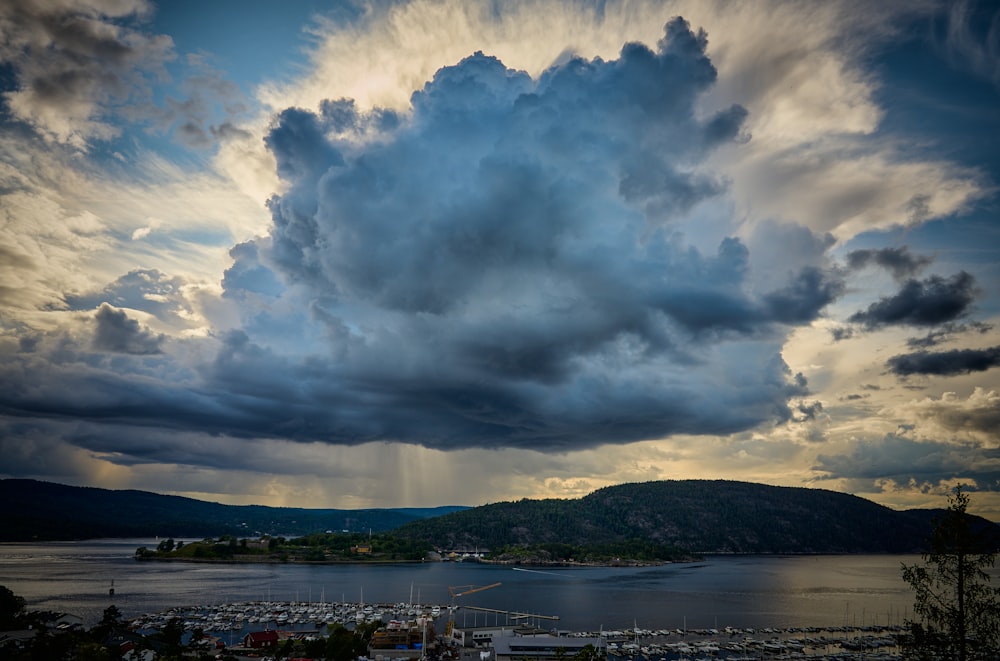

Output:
xmin=149 ymin=0 xmax=347 ymax=91
xmin=834 ymin=9 xmax=1000 ymax=318
xmin=870 ymin=13 xmax=1000 ymax=182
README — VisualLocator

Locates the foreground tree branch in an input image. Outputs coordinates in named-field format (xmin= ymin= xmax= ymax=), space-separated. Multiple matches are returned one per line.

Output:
xmin=901 ymin=486 xmax=1000 ymax=660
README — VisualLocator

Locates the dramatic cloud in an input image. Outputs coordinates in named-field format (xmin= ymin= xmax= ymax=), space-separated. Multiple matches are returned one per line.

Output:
xmin=887 ymin=346 xmax=1000 ymax=377
xmin=2 ymin=0 xmax=999 ymax=514
xmin=0 ymin=19 xmax=839 ymax=455
xmin=847 ymin=271 xmax=978 ymax=329
xmin=213 ymin=19 xmax=837 ymax=450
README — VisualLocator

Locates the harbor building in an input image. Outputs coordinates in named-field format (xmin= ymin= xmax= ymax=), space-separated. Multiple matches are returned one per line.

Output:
xmin=491 ymin=632 xmax=606 ymax=661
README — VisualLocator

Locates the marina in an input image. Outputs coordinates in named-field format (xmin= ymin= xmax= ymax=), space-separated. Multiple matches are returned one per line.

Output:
xmin=123 ymin=598 xmax=909 ymax=660
xmin=128 ymin=599 xmax=451 ymax=633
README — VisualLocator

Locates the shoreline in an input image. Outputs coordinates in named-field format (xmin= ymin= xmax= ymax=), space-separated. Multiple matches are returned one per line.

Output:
xmin=134 ymin=554 xmax=429 ymax=565
xmin=133 ymin=556 xmax=692 ymax=567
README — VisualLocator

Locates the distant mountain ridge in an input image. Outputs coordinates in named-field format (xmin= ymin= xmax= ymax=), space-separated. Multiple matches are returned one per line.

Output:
xmin=0 ymin=479 xmax=466 ymax=541
xmin=4 ymin=478 xmax=999 ymax=554
xmin=393 ymin=480 xmax=1000 ymax=554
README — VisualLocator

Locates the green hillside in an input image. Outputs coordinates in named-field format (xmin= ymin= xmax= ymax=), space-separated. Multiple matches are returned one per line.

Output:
xmin=393 ymin=480 xmax=1000 ymax=554
xmin=6 ymin=478 xmax=998 ymax=555
xmin=0 ymin=479 xmax=465 ymax=541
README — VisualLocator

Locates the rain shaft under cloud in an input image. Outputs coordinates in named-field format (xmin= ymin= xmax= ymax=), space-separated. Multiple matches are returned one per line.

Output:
xmin=217 ymin=18 xmax=839 ymax=450
xmin=1 ymin=0 xmax=999 ymax=512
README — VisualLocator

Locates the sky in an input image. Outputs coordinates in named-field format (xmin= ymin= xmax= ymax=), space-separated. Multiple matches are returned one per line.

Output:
xmin=2 ymin=0 xmax=999 ymax=519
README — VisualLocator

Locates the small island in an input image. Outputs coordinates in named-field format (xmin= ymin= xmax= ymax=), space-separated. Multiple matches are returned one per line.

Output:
xmin=135 ymin=532 xmax=698 ymax=565
xmin=135 ymin=532 xmax=431 ymax=563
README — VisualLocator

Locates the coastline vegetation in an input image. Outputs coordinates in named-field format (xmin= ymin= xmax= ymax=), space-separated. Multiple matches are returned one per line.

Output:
xmin=487 ymin=539 xmax=698 ymax=565
xmin=134 ymin=533 xmax=697 ymax=566
xmin=135 ymin=532 xmax=432 ymax=563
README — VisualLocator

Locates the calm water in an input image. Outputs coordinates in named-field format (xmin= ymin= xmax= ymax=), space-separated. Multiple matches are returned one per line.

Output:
xmin=0 ymin=540 xmax=919 ymax=631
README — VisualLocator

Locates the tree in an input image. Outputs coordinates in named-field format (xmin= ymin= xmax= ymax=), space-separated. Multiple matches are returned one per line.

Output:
xmin=572 ymin=643 xmax=603 ymax=661
xmin=901 ymin=486 xmax=1000 ymax=660
xmin=324 ymin=624 xmax=358 ymax=661
xmin=90 ymin=604 xmax=124 ymax=645
xmin=100 ymin=605 xmax=122 ymax=629
xmin=0 ymin=585 xmax=26 ymax=628
xmin=158 ymin=616 xmax=185 ymax=657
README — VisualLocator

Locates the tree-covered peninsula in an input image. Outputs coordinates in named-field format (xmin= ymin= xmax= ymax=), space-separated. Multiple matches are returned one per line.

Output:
xmin=135 ymin=532 xmax=433 ymax=563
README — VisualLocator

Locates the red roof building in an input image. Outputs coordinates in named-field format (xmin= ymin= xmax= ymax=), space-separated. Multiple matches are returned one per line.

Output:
xmin=242 ymin=630 xmax=279 ymax=648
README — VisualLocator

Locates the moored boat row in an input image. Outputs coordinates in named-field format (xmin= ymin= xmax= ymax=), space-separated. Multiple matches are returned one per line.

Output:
xmin=128 ymin=600 xmax=449 ymax=633
xmin=129 ymin=600 xmax=911 ymax=659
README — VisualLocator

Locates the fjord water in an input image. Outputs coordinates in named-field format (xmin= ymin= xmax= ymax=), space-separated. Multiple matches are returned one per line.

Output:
xmin=1 ymin=540 xmax=917 ymax=631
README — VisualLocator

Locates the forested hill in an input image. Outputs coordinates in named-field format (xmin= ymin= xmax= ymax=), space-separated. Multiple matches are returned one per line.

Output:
xmin=392 ymin=480 xmax=1000 ymax=554
xmin=7 ymin=478 xmax=999 ymax=553
xmin=0 ymin=479 xmax=465 ymax=541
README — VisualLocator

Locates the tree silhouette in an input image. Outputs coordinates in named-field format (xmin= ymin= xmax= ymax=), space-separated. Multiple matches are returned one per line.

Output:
xmin=901 ymin=486 xmax=1000 ymax=660
xmin=0 ymin=585 xmax=26 ymax=628
xmin=158 ymin=616 xmax=185 ymax=658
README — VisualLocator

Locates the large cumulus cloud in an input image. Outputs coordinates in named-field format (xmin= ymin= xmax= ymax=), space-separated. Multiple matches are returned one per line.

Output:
xmin=0 ymin=19 xmax=846 ymax=454
xmin=208 ymin=19 xmax=840 ymax=450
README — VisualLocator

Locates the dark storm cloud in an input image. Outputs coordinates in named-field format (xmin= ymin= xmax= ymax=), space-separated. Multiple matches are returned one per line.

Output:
xmin=92 ymin=303 xmax=164 ymax=354
xmin=222 ymin=18 xmax=833 ymax=450
xmin=886 ymin=346 xmax=1000 ymax=376
xmin=1 ymin=19 xmax=837 ymax=452
xmin=845 ymin=246 xmax=932 ymax=280
xmin=847 ymin=271 xmax=978 ymax=329
xmin=814 ymin=434 xmax=1000 ymax=490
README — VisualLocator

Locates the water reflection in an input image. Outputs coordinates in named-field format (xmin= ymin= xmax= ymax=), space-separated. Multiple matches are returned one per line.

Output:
xmin=1 ymin=540 xmax=924 ymax=631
